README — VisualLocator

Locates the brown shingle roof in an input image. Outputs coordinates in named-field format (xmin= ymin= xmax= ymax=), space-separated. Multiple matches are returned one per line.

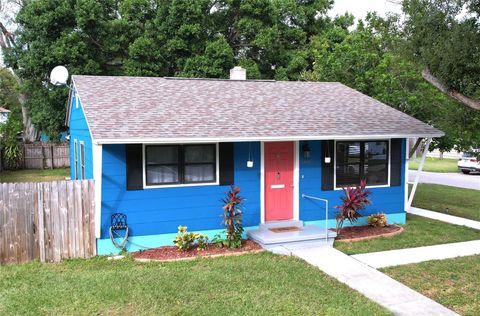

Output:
xmin=72 ymin=75 xmax=443 ymax=143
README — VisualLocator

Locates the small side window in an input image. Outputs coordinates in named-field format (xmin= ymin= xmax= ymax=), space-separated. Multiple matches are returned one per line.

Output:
xmin=73 ymin=139 xmax=78 ymax=180
xmin=80 ymin=141 xmax=85 ymax=179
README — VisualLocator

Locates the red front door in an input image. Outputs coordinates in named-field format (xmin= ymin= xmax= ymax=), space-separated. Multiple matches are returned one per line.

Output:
xmin=264 ymin=142 xmax=294 ymax=221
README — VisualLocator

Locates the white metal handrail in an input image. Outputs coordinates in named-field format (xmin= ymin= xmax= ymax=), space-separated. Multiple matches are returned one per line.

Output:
xmin=301 ymin=194 xmax=329 ymax=242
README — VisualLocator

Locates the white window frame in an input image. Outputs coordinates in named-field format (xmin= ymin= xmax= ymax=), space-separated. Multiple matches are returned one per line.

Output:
xmin=73 ymin=139 xmax=78 ymax=180
xmin=80 ymin=141 xmax=85 ymax=180
xmin=75 ymin=92 xmax=79 ymax=109
xmin=142 ymin=143 xmax=220 ymax=189
xmin=333 ymin=139 xmax=391 ymax=190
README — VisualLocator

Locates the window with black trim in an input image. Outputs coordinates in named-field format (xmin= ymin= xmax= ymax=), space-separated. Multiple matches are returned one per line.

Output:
xmin=145 ymin=144 xmax=216 ymax=186
xmin=336 ymin=141 xmax=389 ymax=187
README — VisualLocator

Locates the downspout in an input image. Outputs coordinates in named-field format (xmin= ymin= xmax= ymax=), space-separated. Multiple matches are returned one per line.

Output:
xmin=407 ymin=137 xmax=432 ymax=210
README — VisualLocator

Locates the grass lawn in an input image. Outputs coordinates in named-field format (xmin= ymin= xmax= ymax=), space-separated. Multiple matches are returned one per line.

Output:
xmin=381 ymin=255 xmax=480 ymax=316
xmin=0 ymin=252 xmax=390 ymax=315
xmin=409 ymin=157 xmax=458 ymax=173
xmin=411 ymin=183 xmax=480 ymax=221
xmin=334 ymin=214 xmax=480 ymax=255
xmin=0 ymin=168 xmax=69 ymax=183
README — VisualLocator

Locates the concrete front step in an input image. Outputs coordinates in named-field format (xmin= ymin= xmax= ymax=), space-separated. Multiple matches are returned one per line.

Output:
xmin=248 ymin=224 xmax=337 ymax=255
xmin=259 ymin=220 xmax=304 ymax=230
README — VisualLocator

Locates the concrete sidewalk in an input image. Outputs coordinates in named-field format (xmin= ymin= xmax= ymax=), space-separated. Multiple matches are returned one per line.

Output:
xmin=352 ymin=240 xmax=480 ymax=268
xmin=409 ymin=207 xmax=480 ymax=230
xmin=293 ymin=247 xmax=458 ymax=316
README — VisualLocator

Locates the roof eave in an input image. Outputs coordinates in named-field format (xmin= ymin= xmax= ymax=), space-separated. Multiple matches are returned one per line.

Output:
xmin=93 ymin=133 xmax=444 ymax=145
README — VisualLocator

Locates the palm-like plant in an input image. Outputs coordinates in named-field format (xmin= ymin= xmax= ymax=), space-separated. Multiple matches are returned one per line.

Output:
xmin=335 ymin=180 xmax=372 ymax=233
xmin=221 ymin=186 xmax=244 ymax=248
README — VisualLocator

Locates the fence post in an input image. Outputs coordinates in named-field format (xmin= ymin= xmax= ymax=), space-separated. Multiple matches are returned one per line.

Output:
xmin=36 ymin=182 xmax=46 ymax=262
xmin=23 ymin=144 xmax=26 ymax=169
xmin=50 ymin=144 xmax=54 ymax=169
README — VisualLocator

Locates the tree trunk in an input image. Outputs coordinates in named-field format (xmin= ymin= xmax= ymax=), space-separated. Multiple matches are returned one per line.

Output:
xmin=422 ymin=68 xmax=480 ymax=111
xmin=17 ymin=85 xmax=38 ymax=142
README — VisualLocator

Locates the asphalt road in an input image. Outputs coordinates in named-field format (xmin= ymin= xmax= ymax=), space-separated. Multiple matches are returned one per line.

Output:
xmin=408 ymin=170 xmax=480 ymax=190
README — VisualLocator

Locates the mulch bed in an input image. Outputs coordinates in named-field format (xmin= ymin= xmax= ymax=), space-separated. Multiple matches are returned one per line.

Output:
xmin=333 ymin=225 xmax=404 ymax=242
xmin=133 ymin=239 xmax=263 ymax=262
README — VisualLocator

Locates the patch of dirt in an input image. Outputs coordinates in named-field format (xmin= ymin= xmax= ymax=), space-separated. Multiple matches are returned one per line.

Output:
xmin=133 ymin=240 xmax=262 ymax=262
xmin=333 ymin=225 xmax=404 ymax=242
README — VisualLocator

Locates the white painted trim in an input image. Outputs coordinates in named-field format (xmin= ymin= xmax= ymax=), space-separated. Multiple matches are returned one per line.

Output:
xmin=95 ymin=133 xmax=443 ymax=145
xmin=404 ymin=139 xmax=409 ymax=212
xmin=333 ymin=139 xmax=391 ymax=190
xmin=75 ymin=93 xmax=79 ymax=109
xmin=92 ymin=143 xmax=103 ymax=239
xmin=293 ymin=141 xmax=300 ymax=221
xmin=142 ymin=143 xmax=219 ymax=189
xmin=260 ymin=142 xmax=265 ymax=224
xmin=407 ymin=138 xmax=432 ymax=209
xmin=70 ymin=78 xmax=96 ymax=143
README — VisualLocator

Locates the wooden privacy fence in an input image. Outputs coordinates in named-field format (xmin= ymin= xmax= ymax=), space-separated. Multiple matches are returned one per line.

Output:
xmin=23 ymin=142 xmax=70 ymax=169
xmin=0 ymin=180 xmax=95 ymax=264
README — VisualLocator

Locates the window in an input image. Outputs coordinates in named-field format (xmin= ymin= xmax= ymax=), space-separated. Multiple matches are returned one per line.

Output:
xmin=335 ymin=141 xmax=389 ymax=187
xmin=145 ymin=144 xmax=217 ymax=186
xmin=73 ymin=139 xmax=78 ymax=180
xmin=80 ymin=141 xmax=85 ymax=180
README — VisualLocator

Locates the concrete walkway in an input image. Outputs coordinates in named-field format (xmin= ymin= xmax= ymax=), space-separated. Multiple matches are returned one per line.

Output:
xmin=352 ymin=240 xmax=480 ymax=269
xmin=293 ymin=247 xmax=458 ymax=316
xmin=409 ymin=207 xmax=480 ymax=230
xmin=408 ymin=170 xmax=480 ymax=190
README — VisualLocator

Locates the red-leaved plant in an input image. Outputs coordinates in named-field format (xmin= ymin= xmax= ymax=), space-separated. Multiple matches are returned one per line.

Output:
xmin=335 ymin=180 xmax=372 ymax=233
xmin=219 ymin=185 xmax=244 ymax=248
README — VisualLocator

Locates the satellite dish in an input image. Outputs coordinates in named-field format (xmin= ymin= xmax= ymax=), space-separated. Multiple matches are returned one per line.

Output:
xmin=50 ymin=66 xmax=69 ymax=86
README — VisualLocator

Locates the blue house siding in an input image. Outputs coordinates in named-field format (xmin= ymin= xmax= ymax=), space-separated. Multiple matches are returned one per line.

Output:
xmin=97 ymin=139 xmax=406 ymax=255
xmin=99 ymin=142 xmax=261 ymax=241
xmin=299 ymin=140 xmax=406 ymax=227
xmin=68 ymin=91 xmax=93 ymax=180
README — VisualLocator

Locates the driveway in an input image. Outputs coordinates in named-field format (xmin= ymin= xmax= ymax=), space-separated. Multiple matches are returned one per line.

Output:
xmin=409 ymin=170 xmax=480 ymax=190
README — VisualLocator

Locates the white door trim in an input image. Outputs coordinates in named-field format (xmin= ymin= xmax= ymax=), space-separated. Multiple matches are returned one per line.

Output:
xmin=260 ymin=141 xmax=265 ymax=224
xmin=293 ymin=141 xmax=300 ymax=221
xmin=261 ymin=141 xmax=298 ymax=224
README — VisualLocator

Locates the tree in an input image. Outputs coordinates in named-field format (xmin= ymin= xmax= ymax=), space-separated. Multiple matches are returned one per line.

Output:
xmin=3 ymin=0 xmax=137 ymax=138
xmin=307 ymin=13 xmax=480 ymax=152
xmin=0 ymin=68 xmax=23 ymax=169
xmin=401 ymin=0 xmax=480 ymax=110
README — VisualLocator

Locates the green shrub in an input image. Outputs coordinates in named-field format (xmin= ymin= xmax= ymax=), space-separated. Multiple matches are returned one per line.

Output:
xmin=368 ymin=213 xmax=388 ymax=227
xmin=173 ymin=226 xmax=209 ymax=251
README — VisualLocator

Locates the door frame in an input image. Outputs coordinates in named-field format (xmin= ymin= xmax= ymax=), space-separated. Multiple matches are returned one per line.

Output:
xmin=260 ymin=141 xmax=299 ymax=224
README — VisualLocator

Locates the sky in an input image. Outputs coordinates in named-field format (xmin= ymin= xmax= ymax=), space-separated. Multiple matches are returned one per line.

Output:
xmin=329 ymin=0 xmax=403 ymax=22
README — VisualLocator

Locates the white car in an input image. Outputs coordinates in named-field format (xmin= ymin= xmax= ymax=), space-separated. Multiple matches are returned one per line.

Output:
xmin=458 ymin=152 xmax=480 ymax=174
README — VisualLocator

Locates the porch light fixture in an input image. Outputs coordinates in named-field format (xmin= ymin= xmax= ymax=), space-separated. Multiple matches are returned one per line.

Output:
xmin=324 ymin=140 xmax=331 ymax=164
xmin=303 ymin=142 xmax=311 ymax=160
xmin=247 ymin=142 xmax=254 ymax=168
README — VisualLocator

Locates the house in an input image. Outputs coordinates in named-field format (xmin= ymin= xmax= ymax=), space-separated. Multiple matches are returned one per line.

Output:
xmin=0 ymin=107 xmax=10 ymax=124
xmin=66 ymin=67 xmax=443 ymax=255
